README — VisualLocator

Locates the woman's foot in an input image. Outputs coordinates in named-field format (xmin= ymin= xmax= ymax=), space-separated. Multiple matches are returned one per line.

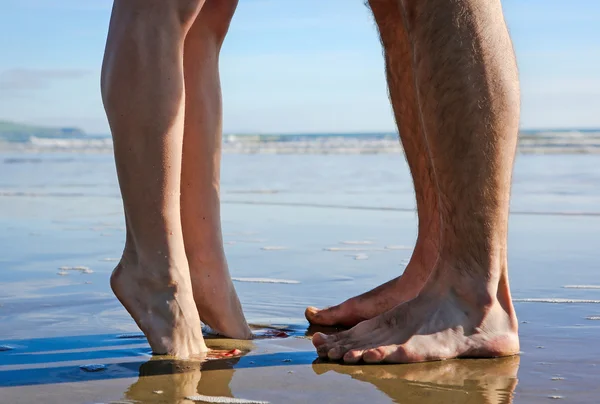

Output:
xmin=189 ymin=253 xmax=252 ymax=340
xmin=111 ymin=252 xmax=207 ymax=358
xmin=312 ymin=263 xmax=519 ymax=364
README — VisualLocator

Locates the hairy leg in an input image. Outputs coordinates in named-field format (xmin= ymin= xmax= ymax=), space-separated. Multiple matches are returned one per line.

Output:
xmin=181 ymin=0 xmax=251 ymax=339
xmin=101 ymin=0 xmax=208 ymax=357
xmin=313 ymin=0 xmax=520 ymax=363
xmin=306 ymin=0 xmax=440 ymax=327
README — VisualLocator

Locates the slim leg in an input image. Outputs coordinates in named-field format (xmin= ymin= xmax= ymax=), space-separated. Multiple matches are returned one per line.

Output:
xmin=180 ymin=0 xmax=251 ymax=339
xmin=101 ymin=0 xmax=208 ymax=357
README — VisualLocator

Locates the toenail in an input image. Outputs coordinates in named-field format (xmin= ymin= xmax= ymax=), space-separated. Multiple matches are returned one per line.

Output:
xmin=307 ymin=306 xmax=319 ymax=313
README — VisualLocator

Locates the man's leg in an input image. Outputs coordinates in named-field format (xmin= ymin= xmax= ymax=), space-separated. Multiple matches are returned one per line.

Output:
xmin=102 ymin=0 xmax=208 ymax=357
xmin=180 ymin=0 xmax=252 ymax=339
xmin=313 ymin=0 xmax=520 ymax=363
xmin=305 ymin=0 xmax=440 ymax=328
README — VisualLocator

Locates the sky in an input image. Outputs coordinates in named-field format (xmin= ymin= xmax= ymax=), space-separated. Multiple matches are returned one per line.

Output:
xmin=0 ymin=0 xmax=599 ymax=134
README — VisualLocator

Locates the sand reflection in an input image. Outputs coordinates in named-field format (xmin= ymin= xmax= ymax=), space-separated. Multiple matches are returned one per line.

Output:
xmin=313 ymin=355 xmax=520 ymax=404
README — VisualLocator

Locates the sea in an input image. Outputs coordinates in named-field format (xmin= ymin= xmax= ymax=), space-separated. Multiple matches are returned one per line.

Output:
xmin=1 ymin=129 xmax=600 ymax=154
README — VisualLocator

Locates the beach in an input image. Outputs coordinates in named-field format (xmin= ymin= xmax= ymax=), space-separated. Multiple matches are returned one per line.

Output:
xmin=1 ymin=151 xmax=600 ymax=403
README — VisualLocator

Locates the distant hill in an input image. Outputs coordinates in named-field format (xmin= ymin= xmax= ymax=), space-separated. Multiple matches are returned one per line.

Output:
xmin=0 ymin=120 xmax=86 ymax=143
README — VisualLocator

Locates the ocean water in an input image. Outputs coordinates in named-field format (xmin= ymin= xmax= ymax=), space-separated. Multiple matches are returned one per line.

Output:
xmin=2 ymin=130 xmax=600 ymax=154
xmin=1 ymin=149 xmax=600 ymax=403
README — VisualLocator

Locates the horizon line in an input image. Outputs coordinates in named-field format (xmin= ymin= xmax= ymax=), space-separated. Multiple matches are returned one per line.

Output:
xmin=82 ymin=128 xmax=600 ymax=137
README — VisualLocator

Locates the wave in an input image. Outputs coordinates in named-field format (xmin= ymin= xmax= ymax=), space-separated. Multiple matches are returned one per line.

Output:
xmin=232 ymin=277 xmax=300 ymax=284
xmin=514 ymin=298 xmax=600 ymax=304
xmin=1 ymin=130 xmax=600 ymax=154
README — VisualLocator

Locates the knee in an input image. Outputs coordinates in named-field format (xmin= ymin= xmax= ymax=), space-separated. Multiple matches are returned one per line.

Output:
xmin=112 ymin=0 xmax=206 ymax=29
xmin=189 ymin=0 xmax=238 ymax=44
xmin=178 ymin=1 xmax=205 ymax=27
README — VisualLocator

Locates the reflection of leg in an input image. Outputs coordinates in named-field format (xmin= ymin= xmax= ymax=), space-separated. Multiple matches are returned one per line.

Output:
xmin=306 ymin=0 xmax=440 ymax=328
xmin=126 ymin=360 xmax=203 ymax=404
xmin=102 ymin=0 xmax=207 ymax=357
xmin=181 ymin=0 xmax=251 ymax=340
xmin=125 ymin=357 xmax=241 ymax=404
xmin=313 ymin=0 xmax=520 ymax=363
xmin=197 ymin=358 xmax=242 ymax=397
xmin=313 ymin=356 xmax=520 ymax=404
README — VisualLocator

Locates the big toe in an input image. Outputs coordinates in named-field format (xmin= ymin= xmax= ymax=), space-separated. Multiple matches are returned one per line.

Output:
xmin=311 ymin=332 xmax=332 ymax=348
xmin=305 ymin=305 xmax=341 ymax=326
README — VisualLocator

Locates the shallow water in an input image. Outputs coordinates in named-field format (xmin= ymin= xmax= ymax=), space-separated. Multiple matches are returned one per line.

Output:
xmin=1 ymin=152 xmax=599 ymax=403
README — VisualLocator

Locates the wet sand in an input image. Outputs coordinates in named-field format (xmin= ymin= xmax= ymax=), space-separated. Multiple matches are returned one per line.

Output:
xmin=1 ymin=153 xmax=600 ymax=403
xmin=1 ymin=320 xmax=599 ymax=404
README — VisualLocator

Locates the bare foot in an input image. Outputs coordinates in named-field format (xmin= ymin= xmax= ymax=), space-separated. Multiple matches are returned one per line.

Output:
xmin=306 ymin=239 xmax=436 ymax=327
xmin=312 ymin=267 xmax=519 ymax=364
xmin=189 ymin=254 xmax=252 ymax=340
xmin=111 ymin=253 xmax=207 ymax=358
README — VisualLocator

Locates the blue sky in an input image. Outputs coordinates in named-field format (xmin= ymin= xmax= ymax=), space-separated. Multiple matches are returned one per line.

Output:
xmin=0 ymin=0 xmax=599 ymax=134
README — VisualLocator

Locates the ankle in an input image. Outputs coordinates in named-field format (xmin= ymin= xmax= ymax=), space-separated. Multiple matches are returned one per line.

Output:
xmin=430 ymin=255 xmax=510 ymax=307
xmin=186 ymin=245 xmax=227 ymax=270
xmin=412 ymin=235 xmax=440 ymax=266
xmin=116 ymin=245 xmax=192 ymax=286
xmin=182 ymin=225 xmax=226 ymax=267
xmin=120 ymin=241 xmax=138 ymax=265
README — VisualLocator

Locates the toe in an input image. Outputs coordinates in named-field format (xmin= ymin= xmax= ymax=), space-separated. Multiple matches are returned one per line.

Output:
xmin=316 ymin=344 xmax=330 ymax=358
xmin=364 ymin=345 xmax=411 ymax=364
xmin=312 ymin=332 xmax=335 ymax=348
xmin=305 ymin=304 xmax=345 ymax=326
xmin=327 ymin=345 xmax=347 ymax=361
xmin=363 ymin=347 xmax=387 ymax=363
xmin=313 ymin=332 xmax=340 ymax=358
xmin=385 ymin=344 xmax=418 ymax=363
xmin=305 ymin=306 xmax=323 ymax=323
xmin=343 ymin=349 xmax=365 ymax=364
xmin=313 ymin=320 xmax=384 ymax=361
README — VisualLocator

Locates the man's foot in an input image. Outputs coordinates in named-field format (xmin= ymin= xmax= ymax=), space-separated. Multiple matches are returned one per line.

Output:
xmin=305 ymin=274 xmax=424 ymax=328
xmin=312 ymin=265 xmax=519 ymax=364
xmin=111 ymin=253 xmax=207 ymax=358
xmin=305 ymin=240 xmax=436 ymax=327
xmin=189 ymin=254 xmax=252 ymax=340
